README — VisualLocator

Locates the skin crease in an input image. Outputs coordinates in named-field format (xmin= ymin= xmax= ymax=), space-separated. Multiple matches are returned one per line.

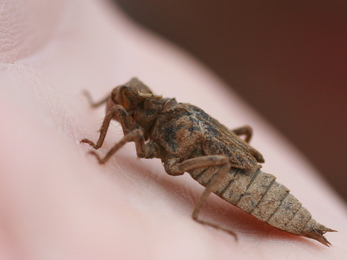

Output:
xmin=0 ymin=0 xmax=346 ymax=259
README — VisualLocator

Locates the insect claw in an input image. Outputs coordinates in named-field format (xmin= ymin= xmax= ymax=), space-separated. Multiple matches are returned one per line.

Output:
xmin=217 ymin=226 xmax=238 ymax=241
xmin=88 ymin=151 xmax=105 ymax=164
xmin=80 ymin=138 xmax=97 ymax=148
xmin=228 ymin=231 xmax=238 ymax=241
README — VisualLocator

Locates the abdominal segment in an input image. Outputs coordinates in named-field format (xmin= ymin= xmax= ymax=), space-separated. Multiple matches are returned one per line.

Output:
xmin=189 ymin=167 xmax=333 ymax=246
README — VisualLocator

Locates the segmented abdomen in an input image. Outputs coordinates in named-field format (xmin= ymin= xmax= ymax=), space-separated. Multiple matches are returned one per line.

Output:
xmin=189 ymin=167 xmax=333 ymax=246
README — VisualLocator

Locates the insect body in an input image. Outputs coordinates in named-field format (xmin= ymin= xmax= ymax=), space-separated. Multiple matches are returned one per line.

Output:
xmin=81 ymin=78 xmax=335 ymax=246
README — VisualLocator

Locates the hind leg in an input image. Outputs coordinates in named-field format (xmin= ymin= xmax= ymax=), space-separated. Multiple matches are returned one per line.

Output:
xmin=231 ymin=125 xmax=253 ymax=143
xmin=163 ymin=156 xmax=237 ymax=238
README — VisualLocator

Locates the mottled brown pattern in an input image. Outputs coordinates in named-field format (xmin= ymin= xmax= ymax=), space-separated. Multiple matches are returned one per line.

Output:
xmin=81 ymin=78 xmax=335 ymax=246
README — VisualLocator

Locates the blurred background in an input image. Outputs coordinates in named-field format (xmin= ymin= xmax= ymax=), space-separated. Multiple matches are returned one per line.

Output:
xmin=112 ymin=0 xmax=347 ymax=201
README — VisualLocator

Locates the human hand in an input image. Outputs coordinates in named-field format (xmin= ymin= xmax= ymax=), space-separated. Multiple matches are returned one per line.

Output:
xmin=0 ymin=0 xmax=346 ymax=259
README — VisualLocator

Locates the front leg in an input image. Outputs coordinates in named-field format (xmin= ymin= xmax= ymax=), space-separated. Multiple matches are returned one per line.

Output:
xmin=83 ymin=90 xmax=109 ymax=108
xmin=81 ymin=105 xmax=133 ymax=149
xmin=89 ymin=129 xmax=159 ymax=164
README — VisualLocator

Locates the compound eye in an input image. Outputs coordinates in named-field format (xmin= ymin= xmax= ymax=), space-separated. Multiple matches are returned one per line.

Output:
xmin=120 ymin=86 xmax=131 ymax=110
xmin=111 ymin=85 xmax=142 ymax=110
xmin=114 ymin=85 xmax=137 ymax=110
xmin=111 ymin=87 xmax=120 ymax=104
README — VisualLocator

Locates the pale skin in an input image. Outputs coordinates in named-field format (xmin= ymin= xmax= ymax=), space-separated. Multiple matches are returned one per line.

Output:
xmin=0 ymin=0 xmax=346 ymax=259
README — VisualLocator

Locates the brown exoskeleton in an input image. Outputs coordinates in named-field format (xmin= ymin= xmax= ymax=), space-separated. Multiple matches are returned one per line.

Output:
xmin=81 ymin=78 xmax=335 ymax=246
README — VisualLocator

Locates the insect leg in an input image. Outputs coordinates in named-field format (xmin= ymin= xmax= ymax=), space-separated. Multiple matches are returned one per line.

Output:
xmin=231 ymin=125 xmax=253 ymax=143
xmin=89 ymin=129 xmax=158 ymax=164
xmin=81 ymin=105 xmax=133 ymax=149
xmin=230 ymin=126 xmax=264 ymax=163
xmin=193 ymin=163 xmax=238 ymax=238
xmin=164 ymin=156 xmax=228 ymax=175
xmin=164 ymin=156 xmax=237 ymax=238
xmin=83 ymin=90 xmax=110 ymax=108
